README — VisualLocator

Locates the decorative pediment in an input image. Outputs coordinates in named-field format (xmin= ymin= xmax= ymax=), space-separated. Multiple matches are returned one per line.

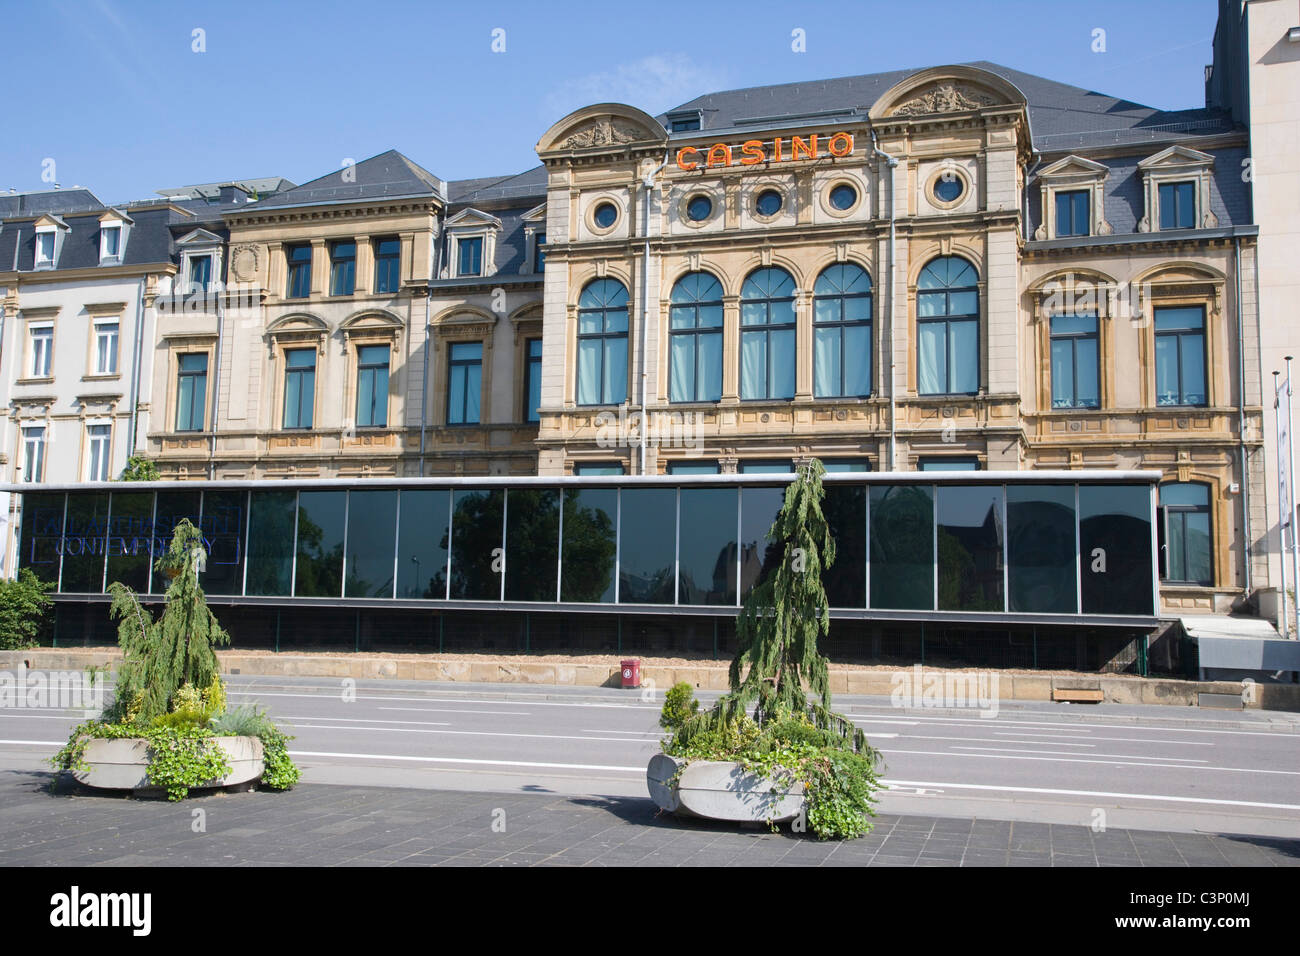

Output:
xmin=1038 ymin=155 xmax=1109 ymax=179
xmin=892 ymin=83 xmax=999 ymax=116
xmin=176 ymin=228 xmax=223 ymax=247
xmin=445 ymin=207 xmax=502 ymax=230
xmin=869 ymin=66 xmax=1026 ymax=123
xmin=33 ymin=214 xmax=68 ymax=231
xmin=341 ymin=309 xmax=403 ymax=339
xmin=537 ymin=103 xmax=668 ymax=155
xmin=521 ymin=203 xmax=547 ymax=223
xmin=98 ymin=208 xmax=134 ymax=226
xmin=267 ymin=313 xmax=329 ymax=336
xmin=1138 ymin=145 xmax=1215 ymax=170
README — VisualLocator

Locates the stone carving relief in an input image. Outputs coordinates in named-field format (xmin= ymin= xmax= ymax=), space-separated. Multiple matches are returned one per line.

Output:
xmin=893 ymin=84 xmax=998 ymax=116
xmin=563 ymin=118 xmax=648 ymax=148
xmin=230 ymin=244 xmax=260 ymax=282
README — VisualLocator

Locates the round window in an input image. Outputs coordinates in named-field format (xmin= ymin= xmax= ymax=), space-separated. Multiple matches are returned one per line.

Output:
xmin=829 ymin=183 xmax=857 ymax=211
xmin=755 ymin=189 xmax=783 ymax=217
xmin=686 ymin=194 xmax=713 ymax=222
xmin=593 ymin=202 xmax=618 ymax=229
xmin=934 ymin=176 xmax=964 ymax=203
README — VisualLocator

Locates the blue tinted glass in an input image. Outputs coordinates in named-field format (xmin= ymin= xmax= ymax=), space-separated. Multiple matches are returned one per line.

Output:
xmin=934 ymin=177 xmax=963 ymax=202
xmin=687 ymin=195 xmax=712 ymax=221
xmin=594 ymin=203 xmax=617 ymax=228
xmin=458 ymin=237 xmax=482 ymax=275
xmin=829 ymin=184 xmax=857 ymax=210
xmin=756 ymin=190 xmax=782 ymax=216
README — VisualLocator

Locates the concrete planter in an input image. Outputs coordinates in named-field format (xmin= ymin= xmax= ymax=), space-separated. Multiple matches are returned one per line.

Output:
xmin=647 ymin=753 xmax=806 ymax=823
xmin=74 ymin=735 xmax=265 ymax=794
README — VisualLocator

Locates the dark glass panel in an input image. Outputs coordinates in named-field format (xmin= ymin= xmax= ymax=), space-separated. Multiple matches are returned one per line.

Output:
xmin=505 ymin=488 xmax=560 ymax=602
xmin=1004 ymin=486 xmax=1075 ymax=613
xmin=560 ymin=488 xmax=617 ymax=603
xmin=61 ymin=493 xmax=110 ymax=592
xmin=295 ymin=491 xmax=346 ymax=598
xmin=823 ymin=484 xmax=866 ymax=608
xmin=450 ymin=489 xmax=504 ymax=600
xmin=246 ymin=490 xmax=297 ymax=596
xmin=740 ymin=486 xmax=787 ymax=600
xmin=105 ymin=492 xmax=153 ymax=593
xmin=937 ymin=486 xmax=1004 ymax=612
xmin=345 ymin=490 xmax=398 ymax=599
xmin=396 ymin=490 xmax=450 ymax=599
xmin=678 ymin=487 xmax=737 ymax=606
xmin=17 ymin=493 xmax=64 ymax=585
xmin=1079 ymin=484 xmax=1154 ymax=615
xmin=199 ymin=491 xmax=246 ymax=596
xmin=618 ymin=488 xmax=676 ymax=604
xmin=150 ymin=491 xmax=202 ymax=593
xmin=869 ymin=485 xmax=933 ymax=610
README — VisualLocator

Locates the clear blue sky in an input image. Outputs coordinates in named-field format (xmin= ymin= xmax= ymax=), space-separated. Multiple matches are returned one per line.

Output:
xmin=5 ymin=0 xmax=1221 ymax=203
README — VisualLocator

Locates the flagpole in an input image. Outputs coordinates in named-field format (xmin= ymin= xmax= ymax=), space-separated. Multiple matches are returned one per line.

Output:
xmin=1275 ymin=370 xmax=1289 ymax=636
xmin=1288 ymin=357 xmax=1299 ymax=640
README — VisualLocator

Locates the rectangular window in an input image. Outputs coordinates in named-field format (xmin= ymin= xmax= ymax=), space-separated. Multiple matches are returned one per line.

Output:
xmin=397 ymin=489 xmax=450 ymax=599
xmin=1055 ymin=190 xmax=1090 ymax=237
xmin=1050 ymin=313 xmax=1099 ymax=408
xmin=175 ymin=353 xmax=208 ymax=432
xmin=919 ymin=458 xmax=980 ymax=471
xmin=1159 ymin=181 xmax=1196 ymax=229
xmin=1154 ymin=306 xmax=1206 ymax=406
xmin=823 ymin=460 xmax=871 ymax=472
xmin=458 ymin=237 xmax=483 ymax=277
xmin=188 ymin=255 xmax=212 ymax=291
xmin=356 ymin=345 xmax=390 ymax=427
xmin=373 ymin=237 xmax=400 ymax=293
xmin=447 ymin=342 xmax=482 ymax=425
xmin=87 ymin=424 xmax=111 ymax=481
xmin=524 ymin=338 xmax=542 ymax=423
xmin=618 ymin=488 xmax=676 ymax=604
xmin=678 ymin=487 xmax=737 ymax=606
xmin=283 ymin=348 xmax=316 ymax=429
xmin=35 ymin=232 xmax=55 ymax=265
xmin=667 ymin=463 xmax=719 ymax=475
xmin=1159 ymin=483 xmax=1212 ymax=586
xmin=329 ymin=240 xmax=355 ymax=296
xmin=294 ymin=491 xmax=346 ymax=598
xmin=573 ymin=463 xmax=623 ymax=476
xmin=560 ymin=488 xmax=617 ymax=603
xmin=1079 ymin=484 xmax=1154 ymax=615
xmin=21 ymin=426 xmax=45 ymax=482
xmin=94 ymin=321 xmax=119 ymax=375
xmin=936 ymin=485 xmax=1004 ymax=611
xmin=504 ymin=489 xmax=560 ymax=602
xmin=1007 ymin=485 xmax=1078 ymax=613
xmin=101 ymin=226 xmax=121 ymax=259
xmin=533 ymin=232 xmax=546 ymax=273
xmin=286 ymin=244 xmax=312 ymax=298
xmin=740 ymin=461 xmax=793 ymax=473
xmin=870 ymin=485 xmax=934 ymax=610
xmin=29 ymin=324 xmax=53 ymax=377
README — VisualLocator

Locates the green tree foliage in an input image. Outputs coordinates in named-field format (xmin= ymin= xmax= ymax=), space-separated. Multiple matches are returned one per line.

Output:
xmin=107 ymin=519 xmax=230 ymax=723
xmin=0 ymin=569 xmax=54 ymax=649
xmin=674 ymin=459 xmax=874 ymax=757
xmin=117 ymin=455 xmax=160 ymax=482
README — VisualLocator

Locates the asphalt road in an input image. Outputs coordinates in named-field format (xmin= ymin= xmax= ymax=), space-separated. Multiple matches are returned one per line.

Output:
xmin=2 ymin=674 xmax=1298 ymax=838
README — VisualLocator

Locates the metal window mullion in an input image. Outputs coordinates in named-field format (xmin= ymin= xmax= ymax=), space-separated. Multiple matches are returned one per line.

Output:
xmin=290 ymin=490 xmax=300 ymax=597
xmin=241 ymin=489 xmax=251 ymax=596
xmin=1150 ymin=483 xmax=1162 ymax=613
xmin=1001 ymin=484 xmax=1009 ymax=613
xmin=555 ymin=489 xmax=564 ymax=603
xmin=444 ymin=489 xmax=452 ymax=601
xmin=673 ymin=487 xmax=681 ymax=605
xmin=340 ymin=490 xmax=350 ymax=599
xmin=390 ymin=490 xmax=400 ymax=600
xmin=1074 ymin=484 xmax=1083 ymax=614
xmin=101 ymin=491 xmax=112 ymax=594
xmin=56 ymin=492 xmax=68 ymax=591
xmin=500 ymin=489 xmax=508 ymax=602
xmin=614 ymin=488 xmax=621 ymax=603
xmin=932 ymin=484 xmax=939 ymax=612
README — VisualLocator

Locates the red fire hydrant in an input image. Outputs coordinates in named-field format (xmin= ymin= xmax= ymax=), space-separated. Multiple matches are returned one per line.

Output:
xmin=620 ymin=659 xmax=641 ymax=689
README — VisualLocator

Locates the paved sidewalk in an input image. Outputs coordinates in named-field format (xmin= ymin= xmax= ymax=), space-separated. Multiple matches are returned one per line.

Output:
xmin=2 ymin=771 xmax=1296 ymax=867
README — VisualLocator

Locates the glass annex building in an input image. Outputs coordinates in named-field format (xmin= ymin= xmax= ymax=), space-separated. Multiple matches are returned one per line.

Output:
xmin=7 ymin=471 xmax=1162 ymax=672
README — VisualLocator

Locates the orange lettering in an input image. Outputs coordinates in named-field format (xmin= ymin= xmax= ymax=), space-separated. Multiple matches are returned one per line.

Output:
xmin=676 ymin=147 xmax=702 ymax=171
xmin=773 ymin=138 xmax=783 ymax=162
xmin=740 ymin=140 xmax=765 ymax=165
xmin=792 ymin=135 xmax=818 ymax=161
xmin=705 ymin=144 xmax=732 ymax=167
xmin=828 ymin=132 xmax=854 ymax=157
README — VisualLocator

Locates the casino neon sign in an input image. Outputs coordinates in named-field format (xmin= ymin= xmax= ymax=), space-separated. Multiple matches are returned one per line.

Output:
xmin=675 ymin=132 xmax=854 ymax=171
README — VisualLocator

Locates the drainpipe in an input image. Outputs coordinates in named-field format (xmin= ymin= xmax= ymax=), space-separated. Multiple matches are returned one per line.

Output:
xmin=209 ymin=265 xmax=225 ymax=479
xmin=420 ymin=199 xmax=445 ymax=471
xmin=127 ymin=277 xmax=146 ymax=455
xmin=1234 ymin=237 xmax=1251 ymax=595
xmin=640 ymin=149 xmax=671 ymax=475
xmin=1023 ymin=152 xmax=1042 ymax=242
xmin=869 ymin=128 xmax=900 ymax=471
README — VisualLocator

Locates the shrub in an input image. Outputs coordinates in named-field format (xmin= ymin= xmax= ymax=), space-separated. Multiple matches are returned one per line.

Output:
xmin=0 ymin=569 xmax=54 ymax=650
xmin=118 ymin=455 xmax=160 ymax=482
xmin=659 ymin=682 xmax=699 ymax=731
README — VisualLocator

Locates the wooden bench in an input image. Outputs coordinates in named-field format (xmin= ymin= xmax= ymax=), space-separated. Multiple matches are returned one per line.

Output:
xmin=1052 ymin=688 xmax=1104 ymax=703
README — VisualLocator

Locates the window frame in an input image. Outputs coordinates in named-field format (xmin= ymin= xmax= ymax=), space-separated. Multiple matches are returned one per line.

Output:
xmin=812 ymin=263 xmax=874 ymax=399
xmin=282 ymin=347 xmax=318 ymax=430
xmin=21 ymin=425 xmax=46 ymax=482
xmin=446 ymin=341 xmax=483 ymax=426
xmin=915 ymin=256 xmax=981 ymax=397
xmin=285 ymin=244 xmax=312 ymax=299
xmin=86 ymin=423 xmax=112 ymax=482
xmin=1153 ymin=305 xmax=1208 ymax=408
xmin=93 ymin=320 xmax=120 ymax=376
xmin=1158 ymin=180 xmax=1197 ymax=230
xmin=355 ymin=343 xmax=391 ymax=428
xmin=739 ymin=267 xmax=798 ymax=401
xmin=1049 ymin=312 xmax=1100 ymax=409
xmin=1159 ymin=481 xmax=1213 ymax=586
xmin=329 ymin=240 xmax=356 ymax=296
xmin=669 ymin=272 xmax=725 ymax=404
xmin=373 ymin=236 xmax=401 ymax=293
xmin=524 ymin=337 xmax=543 ymax=423
xmin=456 ymin=236 xmax=484 ymax=278
xmin=175 ymin=352 xmax=209 ymax=433
xmin=28 ymin=323 xmax=54 ymax=378
xmin=575 ymin=278 xmax=630 ymax=407
xmin=1054 ymin=189 xmax=1091 ymax=238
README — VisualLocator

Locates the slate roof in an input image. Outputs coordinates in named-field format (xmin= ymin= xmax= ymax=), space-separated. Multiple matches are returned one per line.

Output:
xmin=0 ymin=188 xmax=104 ymax=219
xmin=447 ymin=165 xmax=548 ymax=204
xmin=0 ymin=205 xmax=175 ymax=273
xmin=250 ymin=150 xmax=445 ymax=209
xmin=662 ymin=60 xmax=1239 ymax=151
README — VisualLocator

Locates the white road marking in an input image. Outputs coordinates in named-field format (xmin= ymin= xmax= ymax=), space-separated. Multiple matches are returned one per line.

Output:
xmin=993 ymin=731 xmax=1213 ymax=746
xmin=854 ymin=712 xmax=1297 ymax=738
xmin=881 ymin=746 xmax=1297 ymax=775
xmin=0 ymin=740 xmax=64 ymax=746
xmin=949 ymin=746 xmax=1207 ymax=762
xmin=881 ymin=778 xmax=1300 ymax=813
xmin=283 ymin=715 xmax=451 ymax=727
xmin=899 ymin=734 xmax=1096 ymax=748
xmin=290 ymin=749 xmax=644 ymax=773
xmin=228 ymin=691 xmax=660 ymax=711
xmin=378 ymin=706 xmax=529 ymax=717
xmin=280 ymin=723 xmax=663 ymax=745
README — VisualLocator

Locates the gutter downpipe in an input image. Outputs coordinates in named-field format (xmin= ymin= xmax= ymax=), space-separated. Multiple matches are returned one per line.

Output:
xmin=209 ymin=271 xmax=225 ymax=479
xmin=128 ymin=276 xmax=146 ymax=455
xmin=869 ymin=128 xmax=899 ymax=470
xmin=420 ymin=197 xmax=446 ymax=472
xmin=1234 ymin=236 xmax=1251 ymax=595
xmin=640 ymin=149 xmax=671 ymax=475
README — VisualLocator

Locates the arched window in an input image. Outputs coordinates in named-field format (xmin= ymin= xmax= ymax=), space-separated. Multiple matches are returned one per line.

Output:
xmin=576 ymin=278 xmax=629 ymax=406
xmin=740 ymin=267 xmax=796 ymax=400
xmin=916 ymin=256 xmax=979 ymax=395
xmin=1159 ymin=482 xmax=1212 ymax=585
xmin=669 ymin=272 xmax=723 ymax=403
xmin=813 ymin=263 xmax=873 ymax=398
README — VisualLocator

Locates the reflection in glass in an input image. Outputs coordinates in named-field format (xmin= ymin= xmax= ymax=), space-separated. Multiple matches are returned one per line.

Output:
xmin=295 ymin=491 xmax=346 ymax=598
xmin=618 ymin=488 xmax=675 ymax=604
xmin=151 ymin=491 xmax=201 ymax=593
xmin=505 ymin=489 xmax=559 ymax=601
xmin=396 ymin=490 xmax=449 ymax=599
xmin=937 ymin=486 xmax=1004 ymax=612
xmin=61 ymin=493 xmax=110 ymax=592
xmin=823 ymin=485 xmax=865 ymax=608
xmin=345 ymin=490 xmax=398 ymax=598
xmin=1007 ymin=485 xmax=1077 ymax=613
xmin=18 ymin=493 xmax=64 ymax=584
xmin=200 ymin=491 xmax=246 ymax=596
xmin=560 ymin=488 xmax=617 ymax=603
xmin=450 ymin=489 xmax=504 ymax=600
xmin=246 ymin=490 xmax=297 ymax=596
xmin=106 ymin=493 xmax=153 ymax=593
xmin=870 ymin=485 xmax=933 ymax=610
xmin=1080 ymin=484 xmax=1154 ymax=615
xmin=740 ymin=486 xmax=787 ymax=600
xmin=678 ymin=488 xmax=737 ymax=606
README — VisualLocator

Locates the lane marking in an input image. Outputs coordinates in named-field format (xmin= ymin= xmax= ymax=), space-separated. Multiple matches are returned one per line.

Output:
xmin=898 ymin=734 xmax=1096 ymax=748
xmin=993 ymin=731 xmax=1213 ymax=746
xmin=289 ymin=749 xmax=645 ymax=773
xmin=377 ymin=706 xmax=529 ymax=717
xmin=0 ymin=740 xmax=64 ymax=746
xmin=949 ymin=745 xmax=1207 ymax=762
xmin=880 ymin=746 xmax=1298 ymax=776
xmin=853 ymin=712 xmax=1299 ymax=738
xmin=280 ymin=723 xmax=664 ymax=745
xmin=229 ymin=691 xmax=660 ymax=711
xmin=881 ymin=778 xmax=1300 ymax=813
xmin=283 ymin=715 xmax=451 ymax=727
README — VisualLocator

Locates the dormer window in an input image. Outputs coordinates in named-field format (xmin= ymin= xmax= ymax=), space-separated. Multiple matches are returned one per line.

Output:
xmin=35 ymin=233 xmax=55 ymax=266
xmin=457 ymin=237 xmax=483 ymax=277
xmin=175 ymin=229 xmax=224 ymax=299
xmin=667 ymin=110 xmax=702 ymax=132
xmin=443 ymin=207 xmax=501 ymax=279
xmin=100 ymin=226 xmax=121 ymax=261
xmin=1033 ymin=155 xmax=1110 ymax=240
xmin=188 ymin=254 xmax=212 ymax=291
xmin=1158 ymin=182 xmax=1196 ymax=230
xmin=1137 ymin=145 xmax=1215 ymax=233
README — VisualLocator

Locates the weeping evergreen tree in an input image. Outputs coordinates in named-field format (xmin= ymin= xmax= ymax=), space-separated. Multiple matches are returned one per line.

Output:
xmin=674 ymin=458 xmax=873 ymax=757
xmin=107 ymin=519 xmax=230 ymax=723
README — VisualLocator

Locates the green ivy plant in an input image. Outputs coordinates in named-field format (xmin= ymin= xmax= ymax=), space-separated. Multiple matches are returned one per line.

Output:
xmin=0 ymin=568 xmax=54 ymax=650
